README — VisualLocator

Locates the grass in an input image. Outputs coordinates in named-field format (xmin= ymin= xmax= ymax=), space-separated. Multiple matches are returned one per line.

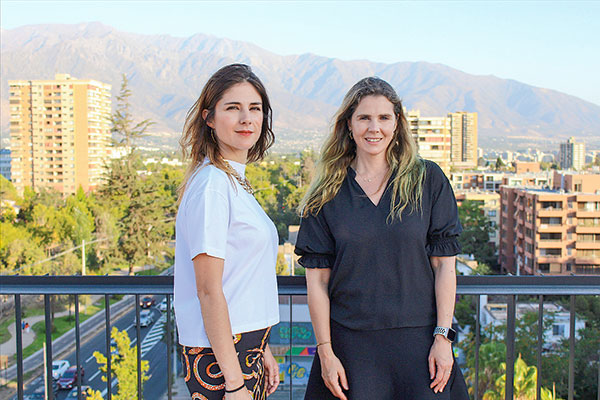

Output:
xmin=0 ymin=316 xmax=16 ymax=345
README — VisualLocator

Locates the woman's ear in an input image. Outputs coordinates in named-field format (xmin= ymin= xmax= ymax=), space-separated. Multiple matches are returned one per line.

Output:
xmin=202 ymin=109 xmax=214 ymax=128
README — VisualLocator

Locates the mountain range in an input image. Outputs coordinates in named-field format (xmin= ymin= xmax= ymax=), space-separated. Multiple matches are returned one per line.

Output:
xmin=2 ymin=22 xmax=599 ymax=151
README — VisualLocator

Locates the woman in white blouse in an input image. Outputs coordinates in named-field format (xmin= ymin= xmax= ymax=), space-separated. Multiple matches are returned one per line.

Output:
xmin=174 ymin=64 xmax=280 ymax=400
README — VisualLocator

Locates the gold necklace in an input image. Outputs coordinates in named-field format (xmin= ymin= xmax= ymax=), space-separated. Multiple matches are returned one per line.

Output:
xmin=225 ymin=162 xmax=254 ymax=195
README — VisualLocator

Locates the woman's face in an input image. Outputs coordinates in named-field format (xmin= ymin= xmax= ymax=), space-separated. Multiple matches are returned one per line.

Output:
xmin=203 ymin=81 xmax=263 ymax=163
xmin=348 ymin=95 xmax=397 ymax=161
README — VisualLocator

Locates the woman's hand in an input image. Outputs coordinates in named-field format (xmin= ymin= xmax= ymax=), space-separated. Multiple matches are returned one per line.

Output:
xmin=428 ymin=335 xmax=454 ymax=393
xmin=319 ymin=345 xmax=349 ymax=400
xmin=263 ymin=345 xmax=280 ymax=395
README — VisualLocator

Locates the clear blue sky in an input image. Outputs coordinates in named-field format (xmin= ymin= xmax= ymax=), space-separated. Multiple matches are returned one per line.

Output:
xmin=2 ymin=0 xmax=599 ymax=105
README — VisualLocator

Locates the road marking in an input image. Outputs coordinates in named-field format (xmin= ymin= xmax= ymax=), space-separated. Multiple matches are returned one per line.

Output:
xmin=100 ymin=378 xmax=118 ymax=397
xmin=140 ymin=314 xmax=166 ymax=357
xmin=88 ymin=370 xmax=101 ymax=382
xmin=86 ymin=355 xmax=96 ymax=363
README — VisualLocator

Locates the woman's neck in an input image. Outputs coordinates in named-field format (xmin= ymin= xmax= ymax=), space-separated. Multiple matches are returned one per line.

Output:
xmin=352 ymin=154 xmax=389 ymax=176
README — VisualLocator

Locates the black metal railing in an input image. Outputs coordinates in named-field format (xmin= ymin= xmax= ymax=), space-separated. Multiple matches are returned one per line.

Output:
xmin=1 ymin=275 xmax=599 ymax=400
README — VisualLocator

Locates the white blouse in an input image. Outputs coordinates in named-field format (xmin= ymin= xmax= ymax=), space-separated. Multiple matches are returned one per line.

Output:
xmin=174 ymin=159 xmax=280 ymax=347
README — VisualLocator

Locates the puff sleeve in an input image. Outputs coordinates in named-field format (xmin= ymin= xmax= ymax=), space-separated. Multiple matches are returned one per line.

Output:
xmin=294 ymin=210 xmax=335 ymax=269
xmin=425 ymin=162 xmax=463 ymax=257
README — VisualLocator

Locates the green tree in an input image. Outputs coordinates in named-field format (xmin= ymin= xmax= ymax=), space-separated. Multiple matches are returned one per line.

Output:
xmin=495 ymin=157 xmax=505 ymax=170
xmin=99 ymin=75 xmax=172 ymax=273
xmin=458 ymin=200 xmax=497 ymax=268
xmin=483 ymin=355 xmax=564 ymax=400
xmin=93 ymin=327 xmax=149 ymax=400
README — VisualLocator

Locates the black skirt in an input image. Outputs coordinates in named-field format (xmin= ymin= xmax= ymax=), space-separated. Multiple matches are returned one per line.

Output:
xmin=182 ymin=327 xmax=271 ymax=400
xmin=304 ymin=321 xmax=469 ymax=400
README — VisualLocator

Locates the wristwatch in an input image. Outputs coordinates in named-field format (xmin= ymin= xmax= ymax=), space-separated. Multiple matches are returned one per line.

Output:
xmin=433 ymin=326 xmax=457 ymax=343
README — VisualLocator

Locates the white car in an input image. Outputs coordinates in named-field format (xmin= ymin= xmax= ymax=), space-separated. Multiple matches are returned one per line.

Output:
xmin=158 ymin=298 xmax=168 ymax=312
xmin=52 ymin=359 xmax=70 ymax=380
xmin=133 ymin=309 xmax=154 ymax=327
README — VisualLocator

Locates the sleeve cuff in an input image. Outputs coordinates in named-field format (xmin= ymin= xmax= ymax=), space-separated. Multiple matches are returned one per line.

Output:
xmin=427 ymin=236 xmax=462 ymax=257
xmin=297 ymin=254 xmax=334 ymax=269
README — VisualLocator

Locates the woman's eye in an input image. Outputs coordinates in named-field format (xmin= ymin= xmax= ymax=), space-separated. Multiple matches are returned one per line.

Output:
xmin=226 ymin=105 xmax=239 ymax=111
xmin=251 ymin=106 xmax=262 ymax=112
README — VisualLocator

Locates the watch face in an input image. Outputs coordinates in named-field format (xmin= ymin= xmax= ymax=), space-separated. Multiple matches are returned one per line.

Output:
xmin=447 ymin=328 xmax=457 ymax=342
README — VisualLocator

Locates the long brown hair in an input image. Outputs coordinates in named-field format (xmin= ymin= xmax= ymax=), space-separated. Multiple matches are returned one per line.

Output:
xmin=178 ymin=64 xmax=274 ymax=200
xmin=299 ymin=77 xmax=425 ymax=221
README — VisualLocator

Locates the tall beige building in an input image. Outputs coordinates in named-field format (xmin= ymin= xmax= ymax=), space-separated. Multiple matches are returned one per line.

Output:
xmin=559 ymin=137 xmax=585 ymax=170
xmin=406 ymin=110 xmax=452 ymax=173
xmin=9 ymin=74 xmax=111 ymax=195
xmin=449 ymin=112 xmax=478 ymax=169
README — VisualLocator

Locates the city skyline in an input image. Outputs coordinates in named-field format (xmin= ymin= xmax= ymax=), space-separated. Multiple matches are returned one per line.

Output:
xmin=1 ymin=0 xmax=599 ymax=106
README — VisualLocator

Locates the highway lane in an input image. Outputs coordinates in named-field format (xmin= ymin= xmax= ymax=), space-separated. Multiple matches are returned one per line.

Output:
xmin=19 ymin=295 xmax=174 ymax=400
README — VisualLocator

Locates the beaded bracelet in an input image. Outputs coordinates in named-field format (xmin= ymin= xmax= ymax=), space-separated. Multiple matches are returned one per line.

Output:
xmin=225 ymin=383 xmax=246 ymax=393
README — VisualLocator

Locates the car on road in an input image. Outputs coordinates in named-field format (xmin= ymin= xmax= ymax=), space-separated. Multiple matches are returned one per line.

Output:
xmin=52 ymin=359 xmax=70 ymax=380
xmin=57 ymin=365 xmax=85 ymax=390
xmin=66 ymin=385 xmax=93 ymax=398
xmin=158 ymin=297 xmax=169 ymax=312
xmin=133 ymin=309 xmax=154 ymax=327
xmin=140 ymin=296 xmax=155 ymax=308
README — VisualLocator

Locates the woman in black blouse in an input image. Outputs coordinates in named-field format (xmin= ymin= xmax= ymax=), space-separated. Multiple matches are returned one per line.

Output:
xmin=295 ymin=77 xmax=469 ymax=399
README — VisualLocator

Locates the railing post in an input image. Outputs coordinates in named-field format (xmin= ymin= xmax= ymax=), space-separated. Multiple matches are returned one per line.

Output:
xmin=505 ymin=295 xmax=516 ymax=400
xmin=537 ymin=295 xmax=543 ymax=400
xmin=569 ymin=295 xmax=575 ymax=400
xmin=15 ymin=294 xmax=24 ymax=400
xmin=289 ymin=295 xmax=293 ymax=400
xmin=167 ymin=295 xmax=172 ymax=400
xmin=475 ymin=295 xmax=480 ymax=400
xmin=75 ymin=295 xmax=82 ymax=400
xmin=105 ymin=294 xmax=112 ymax=400
xmin=44 ymin=294 xmax=54 ymax=400
xmin=136 ymin=294 xmax=142 ymax=400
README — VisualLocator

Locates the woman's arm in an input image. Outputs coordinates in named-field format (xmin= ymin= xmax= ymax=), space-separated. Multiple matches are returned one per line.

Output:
xmin=428 ymin=255 xmax=457 ymax=394
xmin=306 ymin=268 xmax=348 ymax=400
xmin=193 ymin=254 xmax=251 ymax=399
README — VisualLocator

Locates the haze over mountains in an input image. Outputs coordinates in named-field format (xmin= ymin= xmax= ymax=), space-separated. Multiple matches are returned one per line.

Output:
xmin=2 ymin=22 xmax=599 ymax=150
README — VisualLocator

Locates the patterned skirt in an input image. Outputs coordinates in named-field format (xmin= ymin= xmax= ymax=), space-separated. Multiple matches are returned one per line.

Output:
xmin=182 ymin=327 xmax=271 ymax=400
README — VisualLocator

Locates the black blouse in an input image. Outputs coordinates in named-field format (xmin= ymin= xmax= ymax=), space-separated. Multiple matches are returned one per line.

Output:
xmin=295 ymin=160 xmax=462 ymax=331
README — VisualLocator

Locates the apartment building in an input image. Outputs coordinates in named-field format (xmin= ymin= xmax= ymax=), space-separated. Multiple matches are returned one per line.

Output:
xmin=8 ymin=74 xmax=111 ymax=195
xmin=455 ymin=190 xmax=500 ymax=249
xmin=450 ymin=171 xmax=504 ymax=191
xmin=406 ymin=110 xmax=452 ymax=173
xmin=559 ymin=137 xmax=585 ymax=170
xmin=449 ymin=112 xmax=478 ymax=169
xmin=499 ymin=173 xmax=600 ymax=275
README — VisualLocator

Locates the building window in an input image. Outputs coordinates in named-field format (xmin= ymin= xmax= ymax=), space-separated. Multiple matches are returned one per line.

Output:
xmin=552 ymin=324 xmax=565 ymax=336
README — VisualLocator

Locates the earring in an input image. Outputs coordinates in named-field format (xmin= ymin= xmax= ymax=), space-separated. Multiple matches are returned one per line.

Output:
xmin=349 ymin=129 xmax=353 ymax=140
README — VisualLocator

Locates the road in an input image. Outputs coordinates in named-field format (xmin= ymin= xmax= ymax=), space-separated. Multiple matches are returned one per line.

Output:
xmin=18 ymin=295 xmax=174 ymax=400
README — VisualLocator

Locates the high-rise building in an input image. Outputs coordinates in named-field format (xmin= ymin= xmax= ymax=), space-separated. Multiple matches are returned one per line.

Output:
xmin=8 ymin=74 xmax=111 ymax=195
xmin=449 ymin=112 xmax=478 ymax=169
xmin=559 ymin=137 xmax=585 ymax=170
xmin=499 ymin=172 xmax=600 ymax=275
xmin=406 ymin=110 xmax=452 ymax=173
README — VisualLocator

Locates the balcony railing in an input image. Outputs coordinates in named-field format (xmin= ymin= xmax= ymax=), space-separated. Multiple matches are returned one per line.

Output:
xmin=1 ymin=276 xmax=599 ymax=400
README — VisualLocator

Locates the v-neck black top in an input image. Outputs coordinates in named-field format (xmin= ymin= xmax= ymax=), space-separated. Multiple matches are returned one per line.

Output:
xmin=295 ymin=160 xmax=462 ymax=330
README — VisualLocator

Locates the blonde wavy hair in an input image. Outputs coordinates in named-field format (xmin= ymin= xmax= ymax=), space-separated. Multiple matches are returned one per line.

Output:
xmin=299 ymin=77 xmax=425 ymax=221
xmin=178 ymin=64 xmax=274 ymax=201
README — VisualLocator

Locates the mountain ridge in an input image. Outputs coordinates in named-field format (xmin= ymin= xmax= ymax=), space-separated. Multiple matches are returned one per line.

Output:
xmin=2 ymin=22 xmax=598 ymax=150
